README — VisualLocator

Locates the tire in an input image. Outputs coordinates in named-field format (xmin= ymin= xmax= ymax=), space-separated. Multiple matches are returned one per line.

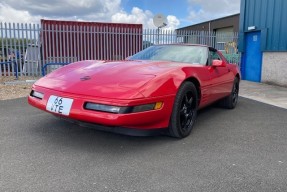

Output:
xmin=169 ymin=81 xmax=198 ymax=138
xmin=220 ymin=77 xmax=239 ymax=109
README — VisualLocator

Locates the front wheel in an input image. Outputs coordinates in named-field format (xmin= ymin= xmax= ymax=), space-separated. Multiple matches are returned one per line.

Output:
xmin=220 ymin=77 xmax=239 ymax=109
xmin=169 ymin=82 xmax=198 ymax=138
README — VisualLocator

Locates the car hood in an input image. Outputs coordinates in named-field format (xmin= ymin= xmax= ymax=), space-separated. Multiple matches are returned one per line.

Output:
xmin=35 ymin=60 xmax=182 ymax=99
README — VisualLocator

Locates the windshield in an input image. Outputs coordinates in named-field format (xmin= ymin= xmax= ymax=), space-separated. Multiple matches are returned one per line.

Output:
xmin=129 ymin=45 xmax=208 ymax=65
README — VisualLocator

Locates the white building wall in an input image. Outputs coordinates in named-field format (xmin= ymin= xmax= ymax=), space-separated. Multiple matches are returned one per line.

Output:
xmin=262 ymin=52 xmax=287 ymax=87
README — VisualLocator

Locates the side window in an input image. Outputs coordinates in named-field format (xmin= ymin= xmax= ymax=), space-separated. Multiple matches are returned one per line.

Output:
xmin=208 ymin=50 xmax=221 ymax=65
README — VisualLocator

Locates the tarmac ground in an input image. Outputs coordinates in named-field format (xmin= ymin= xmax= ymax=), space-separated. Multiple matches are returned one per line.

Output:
xmin=1 ymin=80 xmax=287 ymax=192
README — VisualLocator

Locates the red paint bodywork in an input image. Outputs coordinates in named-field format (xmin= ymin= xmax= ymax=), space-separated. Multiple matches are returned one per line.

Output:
xmin=28 ymin=45 xmax=240 ymax=130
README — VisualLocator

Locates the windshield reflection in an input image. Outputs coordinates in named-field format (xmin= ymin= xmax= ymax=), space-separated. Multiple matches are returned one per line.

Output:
xmin=128 ymin=45 xmax=208 ymax=65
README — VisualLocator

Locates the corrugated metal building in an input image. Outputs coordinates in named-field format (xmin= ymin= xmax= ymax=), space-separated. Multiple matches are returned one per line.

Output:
xmin=239 ymin=0 xmax=287 ymax=86
xmin=176 ymin=14 xmax=240 ymax=52
xmin=177 ymin=14 xmax=239 ymax=33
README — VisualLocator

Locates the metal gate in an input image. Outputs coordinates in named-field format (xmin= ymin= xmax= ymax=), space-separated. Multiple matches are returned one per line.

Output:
xmin=0 ymin=21 xmax=241 ymax=77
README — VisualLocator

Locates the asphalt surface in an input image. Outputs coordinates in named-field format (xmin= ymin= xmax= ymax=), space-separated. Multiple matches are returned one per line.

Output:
xmin=1 ymin=97 xmax=287 ymax=192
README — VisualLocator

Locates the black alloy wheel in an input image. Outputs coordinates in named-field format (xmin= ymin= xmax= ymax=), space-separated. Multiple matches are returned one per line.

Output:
xmin=169 ymin=81 xmax=198 ymax=138
xmin=232 ymin=78 xmax=239 ymax=107
xmin=220 ymin=77 xmax=239 ymax=109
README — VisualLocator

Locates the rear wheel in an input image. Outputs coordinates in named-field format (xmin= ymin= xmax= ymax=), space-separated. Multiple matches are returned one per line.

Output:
xmin=169 ymin=82 xmax=198 ymax=138
xmin=220 ymin=77 xmax=239 ymax=109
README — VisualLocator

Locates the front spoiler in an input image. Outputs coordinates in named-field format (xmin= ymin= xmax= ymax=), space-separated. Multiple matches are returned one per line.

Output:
xmin=59 ymin=116 xmax=169 ymax=137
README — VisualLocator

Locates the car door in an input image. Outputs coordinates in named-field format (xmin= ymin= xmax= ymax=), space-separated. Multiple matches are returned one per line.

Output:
xmin=207 ymin=48 xmax=234 ymax=101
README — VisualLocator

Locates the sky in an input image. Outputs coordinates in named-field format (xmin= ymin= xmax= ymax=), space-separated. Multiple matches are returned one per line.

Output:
xmin=0 ymin=0 xmax=240 ymax=30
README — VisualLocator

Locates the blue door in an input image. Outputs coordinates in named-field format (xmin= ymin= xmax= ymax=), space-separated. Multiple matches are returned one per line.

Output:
xmin=244 ymin=31 xmax=263 ymax=82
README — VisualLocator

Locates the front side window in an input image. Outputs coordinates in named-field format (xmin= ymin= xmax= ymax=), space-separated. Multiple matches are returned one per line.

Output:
xmin=208 ymin=50 xmax=222 ymax=65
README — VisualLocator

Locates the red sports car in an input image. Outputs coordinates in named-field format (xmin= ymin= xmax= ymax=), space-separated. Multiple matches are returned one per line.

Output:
xmin=28 ymin=44 xmax=240 ymax=138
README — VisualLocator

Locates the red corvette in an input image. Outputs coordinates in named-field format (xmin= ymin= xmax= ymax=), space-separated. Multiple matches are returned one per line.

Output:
xmin=28 ymin=44 xmax=240 ymax=138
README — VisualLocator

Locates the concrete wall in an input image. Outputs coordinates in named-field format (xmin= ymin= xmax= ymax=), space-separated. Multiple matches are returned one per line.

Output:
xmin=262 ymin=52 xmax=287 ymax=86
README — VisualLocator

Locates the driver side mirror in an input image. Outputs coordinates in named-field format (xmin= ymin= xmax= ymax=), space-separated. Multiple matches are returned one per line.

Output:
xmin=212 ymin=60 xmax=225 ymax=67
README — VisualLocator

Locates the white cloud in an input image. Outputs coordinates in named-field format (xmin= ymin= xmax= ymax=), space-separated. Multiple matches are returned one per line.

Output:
xmin=187 ymin=0 xmax=240 ymax=24
xmin=0 ymin=0 xmax=122 ymax=23
xmin=0 ymin=3 xmax=41 ymax=23
xmin=111 ymin=7 xmax=180 ymax=29
xmin=166 ymin=15 xmax=180 ymax=30
xmin=111 ymin=7 xmax=154 ymax=28
xmin=0 ymin=1 xmax=180 ymax=29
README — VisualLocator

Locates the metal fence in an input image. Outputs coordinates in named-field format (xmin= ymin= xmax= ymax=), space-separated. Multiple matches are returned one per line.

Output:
xmin=0 ymin=22 xmax=240 ymax=77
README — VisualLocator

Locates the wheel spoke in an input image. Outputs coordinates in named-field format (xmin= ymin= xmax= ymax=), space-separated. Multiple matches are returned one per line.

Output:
xmin=180 ymin=104 xmax=186 ymax=114
xmin=180 ymin=108 xmax=185 ymax=114
xmin=188 ymin=97 xmax=193 ymax=105
xmin=179 ymin=91 xmax=196 ymax=131
xmin=184 ymin=95 xmax=189 ymax=105
xmin=180 ymin=114 xmax=187 ymax=127
xmin=232 ymin=83 xmax=238 ymax=104
xmin=183 ymin=120 xmax=190 ymax=130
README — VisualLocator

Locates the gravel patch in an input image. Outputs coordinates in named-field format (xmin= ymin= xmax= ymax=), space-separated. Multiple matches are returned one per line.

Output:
xmin=0 ymin=76 xmax=39 ymax=100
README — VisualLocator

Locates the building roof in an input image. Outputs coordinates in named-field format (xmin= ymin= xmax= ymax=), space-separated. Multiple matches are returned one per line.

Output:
xmin=177 ymin=13 xmax=240 ymax=30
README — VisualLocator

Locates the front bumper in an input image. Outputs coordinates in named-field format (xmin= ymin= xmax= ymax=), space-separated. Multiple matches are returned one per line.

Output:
xmin=60 ymin=117 xmax=168 ymax=136
xmin=28 ymin=85 xmax=175 ymax=130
